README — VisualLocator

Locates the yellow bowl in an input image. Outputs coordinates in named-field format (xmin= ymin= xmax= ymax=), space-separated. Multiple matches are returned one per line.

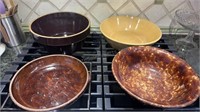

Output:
xmin=100 ymin=16 xmax=162 ymax=50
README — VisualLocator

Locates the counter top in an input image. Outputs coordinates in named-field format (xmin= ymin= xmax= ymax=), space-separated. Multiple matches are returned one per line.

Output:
xmin=0 ymin=35 xmax=28 ymax=79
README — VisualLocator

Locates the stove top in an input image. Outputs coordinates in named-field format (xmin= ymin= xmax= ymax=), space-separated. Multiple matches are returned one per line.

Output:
xmin=1 ymin=32 xmax=199 ymax=111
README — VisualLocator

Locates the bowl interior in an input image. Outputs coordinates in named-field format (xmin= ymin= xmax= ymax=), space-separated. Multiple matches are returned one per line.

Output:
xmin=10 ymin=55 xmax=88 ymax=110
xmin=100 ymin=16 xmax=162 ymax=45
xmin=112 ymin=46 xmax=200 ymax=108
xmin=31 ymin=12 xmax=89 ymax=37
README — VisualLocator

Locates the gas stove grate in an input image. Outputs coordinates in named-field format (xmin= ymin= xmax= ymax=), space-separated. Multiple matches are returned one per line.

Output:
xmin=0 ymin=33 xmax=199 ymax=111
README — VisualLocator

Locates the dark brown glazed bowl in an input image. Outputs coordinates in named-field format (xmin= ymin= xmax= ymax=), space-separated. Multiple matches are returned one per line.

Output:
xmin=112 ymin=46 xmax=200 ymax=108
xmin=9 ymin=55 xmax=90 ymax=111
xmin=29 ymin=12 xmax=90 ymax=46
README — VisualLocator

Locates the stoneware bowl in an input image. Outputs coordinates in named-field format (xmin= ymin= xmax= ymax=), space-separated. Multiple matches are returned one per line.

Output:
xmin=9 ymin=55 xmax=90 ymax=111
xmin=100 ymin=16 xmax=162 ymax=50
xmin=29 ymin=12 xmax=90 ymax=46
xmin=112 ymin=46 xmax=200 ymax=108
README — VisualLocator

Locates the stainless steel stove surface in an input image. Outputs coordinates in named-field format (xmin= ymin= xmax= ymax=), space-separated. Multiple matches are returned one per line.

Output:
xmin=1 ymin=32 xmax=199 ymax=111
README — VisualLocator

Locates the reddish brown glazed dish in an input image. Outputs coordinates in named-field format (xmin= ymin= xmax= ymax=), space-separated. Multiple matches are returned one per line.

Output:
xmin=112 ymin=46 xmax=200 ymax=108
xmin=9 ymin=55 xmax=90 ymax=111
xmin=29 ymin=12 xmax=90 ymax=46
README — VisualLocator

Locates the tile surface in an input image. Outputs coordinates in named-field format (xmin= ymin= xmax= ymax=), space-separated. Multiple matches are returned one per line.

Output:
xmin=79 ymin=0 xmax=97 ymax=10
xmin=17 ymin=1 xmax=31 ymax=22
xmin=14 ymin=0 xmax=198 ymax=28
xmin=145 ymin=5 xmax=167 ymax=23
xmin=35 ymin=1 xmax=58 ymax=16
xmin=90 ymin=3 xmax=114 ymax=22
xmin=117 ymin=1 xmax=140 ymax=16
xmin=164 ymin=0 xmax=185 ymax=12
xmin=49 ymin=0 xmax=70 ymax=9
xmin=134 ymin=0 xmax=154 ymax=11
xmin=62 ymin=0 xmax=87 ymax=14
xmin=21 ymin=0 xmax=39 ymax=9
xmin=107 ymin=0 xmax=127 ymax=10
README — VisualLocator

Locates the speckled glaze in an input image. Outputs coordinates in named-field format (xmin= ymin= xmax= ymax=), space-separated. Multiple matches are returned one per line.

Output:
xmin=29 ymin=12 xmax=90 ymax=46
xmin=112 ymin=46 xmax=200 ymax=108
xmin=9 ymin=55 xmax=90 ymax=111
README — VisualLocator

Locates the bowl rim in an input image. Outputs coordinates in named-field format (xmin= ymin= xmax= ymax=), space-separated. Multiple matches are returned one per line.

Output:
xmin=100 ymin=16 xmax=162 ymax=46
xmin=29 ymin=12 xmax=91 ymax=39
xmin=112 ymin=46 xmax=200 ymax=108
xmin=9 ymin=54 xmax=90 ymax=111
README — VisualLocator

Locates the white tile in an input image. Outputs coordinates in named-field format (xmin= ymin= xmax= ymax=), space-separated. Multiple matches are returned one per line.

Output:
xmin=107 ymin=0 xmax=127 ymax=10
xmin=49 ymin=0 xmax=70 ymax=9
xmin=138 ymin=13 xmax=147 ymax=19
xmin=78 ymin=0 xmax=97 ymax=10
xmin=164 ymin=0 xmax=185 ymax=12
xmin=14 ymin=0 xmax=195 ymax=28
xmin=62 ymin=0 xmax=87 ymax=14
xmin=35 ymin=1 xmax=58 ymax=16
xmin=145 ymin=5 xmax=166 ymax=23
xmin=16 ymin=1 xmax=31 ymax=22
xmin=157 ymin=16 xmax=172 ymax=27
xmin=189 ymin=0 xmax=200 ymax=11
xmin=90 ymin=3 xmax=114 ymax=22
xmin=117 ymin=2 xmax=140 ymax=16
xmin=133 ymin=0 xmax=154 ymax=11
xmin=21 ymin=0 xmax=39 ymax=9
xmin=24 ymin=12 xmax=39 ymax=25
xmin=85 ymin=13 xmax=99 ymax=27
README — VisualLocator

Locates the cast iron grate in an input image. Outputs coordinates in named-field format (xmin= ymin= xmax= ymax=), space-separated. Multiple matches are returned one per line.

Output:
xmin=0 ymin=33 xmax=199 ymax=111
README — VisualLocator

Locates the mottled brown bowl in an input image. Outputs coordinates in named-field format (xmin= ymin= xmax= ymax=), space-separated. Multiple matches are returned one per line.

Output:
xmin=9 ymin=55 xmax=90 ymax=111
xmin=29 ymin=12 xmax=90 ymax=46
xmin=112 ymin=46 xmax=200 ymax=108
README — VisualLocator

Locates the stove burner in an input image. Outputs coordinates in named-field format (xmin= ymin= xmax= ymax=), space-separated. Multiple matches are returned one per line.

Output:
xmin=0 ymin=33 xmax=199 ymax=111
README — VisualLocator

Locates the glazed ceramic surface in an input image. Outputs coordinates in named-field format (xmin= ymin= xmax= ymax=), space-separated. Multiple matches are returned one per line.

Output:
xmin=112 ymin=46 xmax=200 ymax=108
xmin=9 ymin=55 xmax=90 ymax=111
xmin=30 ymin=12 xmax=90 ymax=46
xmin=100 ymin=16 xmax=162 ymax=50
